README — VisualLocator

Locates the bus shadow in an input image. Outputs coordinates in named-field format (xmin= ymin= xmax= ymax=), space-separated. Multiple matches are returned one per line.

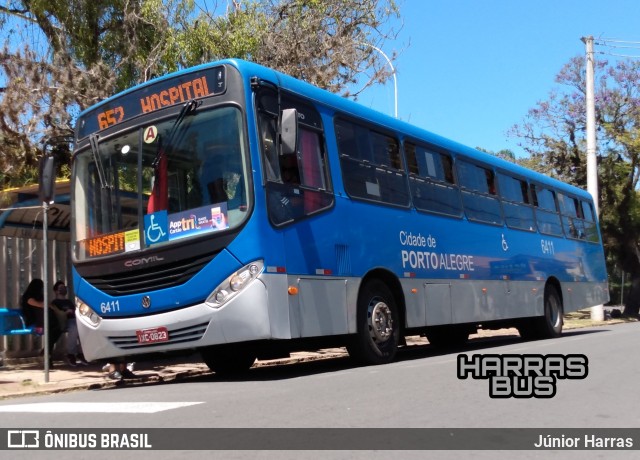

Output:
xmin=176 ymin=329 xmax=608 ymax=384
xmin=118 ymin=328 xmax=609 ymax=390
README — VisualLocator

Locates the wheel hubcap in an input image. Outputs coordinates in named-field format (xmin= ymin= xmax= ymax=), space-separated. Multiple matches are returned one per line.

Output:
xmin=368 ymin=298 xmax=394 ymax=343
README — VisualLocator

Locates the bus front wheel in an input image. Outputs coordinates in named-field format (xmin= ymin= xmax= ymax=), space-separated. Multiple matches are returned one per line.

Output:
xmin=347 ymin=279 xmax=400 ymax=365
xmin=200 ymin=344 xmax=257 ymax=375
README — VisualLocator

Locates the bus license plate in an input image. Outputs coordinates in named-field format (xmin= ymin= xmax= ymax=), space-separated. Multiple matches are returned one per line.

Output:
xmin=136 ymin=327 xmax=169 ymax=344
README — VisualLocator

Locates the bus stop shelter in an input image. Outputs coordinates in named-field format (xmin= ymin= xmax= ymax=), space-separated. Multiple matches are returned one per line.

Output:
xmin=0 ymin=181 xmax=72 ymax=359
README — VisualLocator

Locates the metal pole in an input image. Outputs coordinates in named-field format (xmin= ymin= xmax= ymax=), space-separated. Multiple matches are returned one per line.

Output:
xmin=582 ymin=36 xmax=599 ymax=214
xmin=581 ymin=35 xmax=604 ymax=321
xmin=43 ymin=200 xmax=50 ymax=382
xmin=621 ymin=271 xmax=625 ymax=306
xmin=359 ymin=42 xmax=398 ymax=118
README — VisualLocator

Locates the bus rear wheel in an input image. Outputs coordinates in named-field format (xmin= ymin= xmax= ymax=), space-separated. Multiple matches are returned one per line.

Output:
xmin=518 ymin=285 xmax=563 ymax=340
xmin=200 ymin=344 xmax=257 ymax=375
xmin=347 ymin=279 xmax=400 ymax=365
xmin=540 ymin=285 xmax=563 ymax=338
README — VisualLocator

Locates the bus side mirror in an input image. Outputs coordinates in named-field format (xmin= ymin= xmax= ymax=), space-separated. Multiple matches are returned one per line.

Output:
xmin=280 ymin=108 xmax=299 ymax=155
xmin=39 ymin=155 xmax=56 ymax=204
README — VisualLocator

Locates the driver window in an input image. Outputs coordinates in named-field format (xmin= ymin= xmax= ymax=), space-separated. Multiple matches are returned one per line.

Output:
xmin=257 ymin=91 xmax=333 ymax=226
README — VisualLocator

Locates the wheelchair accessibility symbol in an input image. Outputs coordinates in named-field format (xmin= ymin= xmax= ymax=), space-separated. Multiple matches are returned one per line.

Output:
xmin=144 ymin=211 xmax=169 ymax=246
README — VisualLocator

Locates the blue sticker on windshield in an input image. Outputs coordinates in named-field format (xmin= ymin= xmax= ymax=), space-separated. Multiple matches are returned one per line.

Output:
xmin=144 ymin=211 xmax=169 ymax=246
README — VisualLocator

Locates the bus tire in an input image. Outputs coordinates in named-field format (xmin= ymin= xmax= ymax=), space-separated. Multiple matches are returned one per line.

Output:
xmin=518 ymin=285 xmax=563 ymax=340
xmin=347 ymin=279 xmax=400 ymax=365
xmin=539 ymin=285 xmax=563 ymax=338
xmin=200 ymin=344 xmax=257 ymax=375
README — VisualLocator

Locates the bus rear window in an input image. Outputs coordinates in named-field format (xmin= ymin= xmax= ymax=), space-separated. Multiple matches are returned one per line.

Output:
xmin=558 ymin=193 xmax=598 ymax=241
xmin=581 ymin=200 xmax=600 ymax=242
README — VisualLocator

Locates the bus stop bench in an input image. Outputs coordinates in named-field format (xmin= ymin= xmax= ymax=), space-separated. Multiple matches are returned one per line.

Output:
xmin=0 ymin=308 xmax=42 ymax=365
xmin=0 ymin=308 xmax=39 ymax=336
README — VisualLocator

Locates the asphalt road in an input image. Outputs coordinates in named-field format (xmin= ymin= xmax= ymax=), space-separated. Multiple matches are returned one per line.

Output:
xmin=0 ymin=322 xmax=638 ymax=460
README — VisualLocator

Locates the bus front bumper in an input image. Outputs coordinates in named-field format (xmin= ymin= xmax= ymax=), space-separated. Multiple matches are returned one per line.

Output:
xmin=76 ymin=278 xmax=272 ymax=362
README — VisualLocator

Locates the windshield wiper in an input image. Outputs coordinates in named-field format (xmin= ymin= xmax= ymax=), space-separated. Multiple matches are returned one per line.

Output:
xmin=89 ymin=133 xmax=109 ymax=189
xmin=152 ymin=99 xmax=199 ymax=170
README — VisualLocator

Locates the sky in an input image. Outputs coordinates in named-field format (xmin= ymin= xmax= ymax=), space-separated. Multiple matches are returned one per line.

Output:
xmin=357 ymin=0 xmax=640 ymax=158
xmin=2 ymin=0 xmax=639 ymax=160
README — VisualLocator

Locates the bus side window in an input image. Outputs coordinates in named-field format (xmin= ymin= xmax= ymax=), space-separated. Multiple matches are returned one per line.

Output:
xmin=406 ymin=141 xmax=462 ymax=217
xmin=336 ymin=119 xmax=375 ymax=199
xmin=581 ymin=200 xmax=600 ymax=242
xmin=558 ymin=193 xmax=585 ymax=239
xmin=370 ymin=130 xmax=408 ymax=206
xmin=532 ymin=185 xmax=563 ymax=236
xmin=457 ymin=159 xmax=503 ymax=225
xmin=259 ymin=114 xmax=281 ymax=182
xmin=298 ymin=128 xmax=333 ymax=215
xmin=337 ymin=118 xmax=409 ymax=207
xmin=497 ymin=173 xmax=535 ymax=231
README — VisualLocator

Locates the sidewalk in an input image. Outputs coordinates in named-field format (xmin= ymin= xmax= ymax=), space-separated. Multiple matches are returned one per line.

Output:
xmin=0 ymin=354 xmax=214 ymax=400
xmin=0 ymin=347 xmax=349 ymax=401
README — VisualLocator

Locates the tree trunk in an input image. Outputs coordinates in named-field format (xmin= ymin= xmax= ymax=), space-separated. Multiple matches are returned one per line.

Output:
xmin=623 ymin=273 xmax=640 ymax=317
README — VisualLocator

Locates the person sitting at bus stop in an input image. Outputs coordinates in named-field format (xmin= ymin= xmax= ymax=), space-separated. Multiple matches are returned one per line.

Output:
xmin=21 ymin=278 xmax=62 ymax=367
xmin=51 ymin=280 xmax=88 ymax=367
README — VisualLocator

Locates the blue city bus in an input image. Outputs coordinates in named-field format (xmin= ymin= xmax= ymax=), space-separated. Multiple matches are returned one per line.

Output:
xmin=71 ymin=59 xmax=609 ymax=371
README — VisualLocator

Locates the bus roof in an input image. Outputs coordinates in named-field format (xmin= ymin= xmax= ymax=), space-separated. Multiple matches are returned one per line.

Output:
xmin=78 ymin=58 xmax=593 ymax=202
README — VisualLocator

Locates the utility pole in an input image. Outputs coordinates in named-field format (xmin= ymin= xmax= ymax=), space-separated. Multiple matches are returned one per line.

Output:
xmin=582 ymin=35 xmax=604 ymax=321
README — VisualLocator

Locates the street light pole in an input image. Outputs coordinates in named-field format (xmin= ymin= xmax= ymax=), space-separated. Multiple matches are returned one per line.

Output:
xmin=360 ymin=43 xmax=398 ymax=118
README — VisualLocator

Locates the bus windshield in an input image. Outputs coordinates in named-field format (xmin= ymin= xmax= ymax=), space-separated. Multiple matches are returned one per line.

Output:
xmin=72 ymin=105 xmax=249 ymax=261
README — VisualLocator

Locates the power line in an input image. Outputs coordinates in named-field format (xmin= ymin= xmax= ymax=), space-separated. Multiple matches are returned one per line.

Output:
xmin=596 ymin=38 xmax=640 ymax=45
xmin=591 ymin=37 xmax=640 ymax=60
xmin=597 ymin=51 xmax=640 ymax=59
xmin=596 ymin=43 xmax=640 ymax=51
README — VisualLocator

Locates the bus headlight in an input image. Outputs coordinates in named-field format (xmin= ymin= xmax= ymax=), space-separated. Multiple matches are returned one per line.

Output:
xmin=206 ymin=260 xmax=264 ymax=308
xmin=76 ymin=297 xmax=102 ymax=327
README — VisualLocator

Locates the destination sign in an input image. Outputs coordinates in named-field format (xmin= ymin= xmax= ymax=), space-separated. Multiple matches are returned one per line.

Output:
xmin=77 ymin=66 xmax=226 ymax=139
xmin=83 ymin=231 xmax=127 ymax=258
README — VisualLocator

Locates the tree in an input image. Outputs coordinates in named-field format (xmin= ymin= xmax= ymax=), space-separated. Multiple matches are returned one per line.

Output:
xmin=0 ymin=0 xmax=400 ymax=189
xmin=0 ymin=0 xmax=187 ymax=188
xmin=476 ymin=147 xmax=516 ymax=163
xmin=173 ymin=0 xmax=400 ymax=97
xmin=510 ymin=56 xmax=640 ymax=317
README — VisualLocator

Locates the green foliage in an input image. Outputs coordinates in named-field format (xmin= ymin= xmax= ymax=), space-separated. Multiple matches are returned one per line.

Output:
xmin=476 ymin=147 xmax=516 ymax=163
xmin=0 ymin=0 xmax=399 ymax=189
xmin=511 ymin=56 xmax=640 ymax=313
xmin=171 ymin=2 xmax=268 ymax=67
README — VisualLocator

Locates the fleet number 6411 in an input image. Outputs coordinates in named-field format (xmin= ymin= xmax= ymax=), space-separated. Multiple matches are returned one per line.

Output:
xmin=100 ymin=300 xmax=121 ymax=313
xmin=541 ymin=239 xmax=555 ymax=255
